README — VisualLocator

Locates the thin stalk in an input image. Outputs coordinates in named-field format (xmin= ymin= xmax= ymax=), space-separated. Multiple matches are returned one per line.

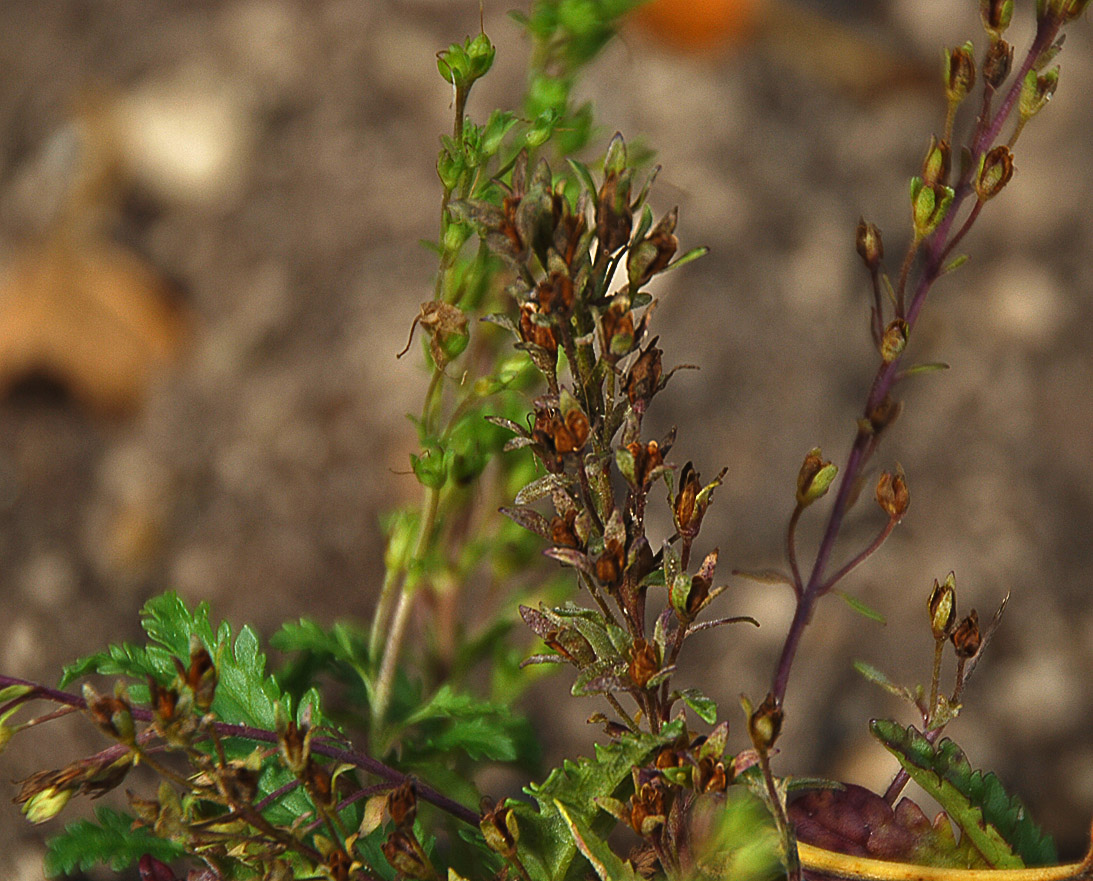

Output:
xmin=927 ymin=637 xmax=945 ymax=725
xmin=816 ymin=516 xmax=897 ymax=595
xmin=786 ymin=504 xmax=805 ymax=595
xmin=605 ymin=693 xmax=639 ymax=731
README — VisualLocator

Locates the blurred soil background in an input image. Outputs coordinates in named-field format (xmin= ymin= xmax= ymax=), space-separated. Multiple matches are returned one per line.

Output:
xmin=1 ymin=1 xmax=1092 ymax=877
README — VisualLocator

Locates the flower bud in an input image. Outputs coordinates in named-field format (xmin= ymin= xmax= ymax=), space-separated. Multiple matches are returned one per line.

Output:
xmin=928 ymin=573 xmax=957 ymax=640
xmin=795 ymin=448 xmax=838 ymax=507
xmin=875 ymin=466 xmax=909 ymax=521
xmin=975 ymin=145 xmax=1014 ymax=201
xmin=19 ymin=781 xmax=73 ymax=824
xmin=982 ymin=39 xmax=1013 ymax=89
xmin=855 ymin=219 xmax=884 ymax=272
xmin=945 ymin=43 xmax=976 ymax=104
xmin=951 ymin=609 xmax=982 ymax=658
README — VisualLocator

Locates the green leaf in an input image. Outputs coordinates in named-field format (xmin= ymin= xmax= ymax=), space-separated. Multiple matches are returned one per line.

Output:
xmin=661 ymin=245 xmax=709 ymax=274
xmin=513 ymin=721 xmax=682 ymax=881
xmin=853 ymin=661 xmax=919 ymax=705
xmin=678 ymin=688 xmax=719 ymax=724
xmin=898 ymin=361 xmax=951 ymax=379
xmin=732 ymin=568 xmax=794 ymax=587
xmin=43 ymin=807 xmax=184 ymax=876
xmin=402 ymin=684 xmax=536 ymax=763
xmin=870 ymin=720 xmax=1057 ymax=868
xmin=554 ymin=800 xmax=639 ymax=881
xmin=832 ymin=590 xmax=886 ymax=624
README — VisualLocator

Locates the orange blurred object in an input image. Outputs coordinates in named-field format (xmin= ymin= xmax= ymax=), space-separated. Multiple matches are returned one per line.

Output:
xmin=631 ymin=0 xmax=762 ymax=52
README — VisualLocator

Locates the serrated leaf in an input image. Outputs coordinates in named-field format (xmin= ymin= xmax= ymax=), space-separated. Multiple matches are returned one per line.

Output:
xmin=870 ymin=720 xmax=1057 ymax=868
xmin=833 ymin=590 xmax=886 ymax=624
xmin=63 ymin=594 xmax=334 ymax=828
xmin=514 ymin=722 xmax=683 ymax=881
xmin=43 ymin=807 xmax=184 ymax=877
xmin=403 ymin=684 xmax=534 ymax=763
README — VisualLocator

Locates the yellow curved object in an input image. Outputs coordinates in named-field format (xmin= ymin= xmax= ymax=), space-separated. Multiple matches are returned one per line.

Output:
xmin=797 ymin=841 xmax=1093 ymax=881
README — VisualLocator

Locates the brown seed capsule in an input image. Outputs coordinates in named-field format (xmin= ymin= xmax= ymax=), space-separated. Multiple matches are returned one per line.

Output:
xmin=674 ymin=461 xmax=700 ymax=533
xmin=865 ymin=394 xmax=903 ymax=437
xmin=982 ymin=39 xmax=1013 ymax=89
xmin=518 ymin=302 xmax=558 ymax=353
xmin=303 ymin=761 xmax=334 ymax=810
xmin=629 ymin=778 xmax=668 ymax=839
xmin=626 ymin=339 xmax=663 ymax=409
xmin=480 ymin=797 xmax=520 ymax=858
xmin=875 ymin=467 xmax=910 ymax=521
xmin=383 ymin=829 xmax=436 ymax=880
xmin=185 ymin=638 xmax=217 ymax=712
xmin=952 ymin=609 xmax=982 ymax=658
xmin=880 ymin=319 xmax=909 ymax=364
xmin=624 ymin=439 xmax=664 ymax=489
xmin=921 ymin=136 xmax=952 ymax=188
xmin=980 ymin=0 xmax=1013 ymax=37
xmin=855 ymin=219 xmax=884 ymax=271
xmin=747 ymin=692 xmax=784 ymax=753
xmin=628 ymin=639 xmax=661 ymax=690
xmin=595 ymin=537 xmax=625 ymax=587
xmin=326 ymin=848 xmax=353 ymax=881
xmin=796 ymin=447 xmax=838 ymax=508
xmin=278 ymin=719 xmax=311 ymax=777
xmin=602 ymin=298 xmax=636 ymax=359
xmin=976 ymin=145 xmax=1015 ymax=201
xmin=388 ymin=779 xmax=418 ymax=829
xmin=945 ymin=43 xmax=976 ymax=103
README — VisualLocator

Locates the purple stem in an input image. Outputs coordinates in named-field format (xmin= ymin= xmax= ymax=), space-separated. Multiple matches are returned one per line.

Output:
xmin=770 ymin=15 xmax=1063 ymax=706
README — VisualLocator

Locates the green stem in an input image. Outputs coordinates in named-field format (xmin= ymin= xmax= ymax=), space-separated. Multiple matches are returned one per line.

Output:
xmin=372 ymin=485 xmax=441 ymax=731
